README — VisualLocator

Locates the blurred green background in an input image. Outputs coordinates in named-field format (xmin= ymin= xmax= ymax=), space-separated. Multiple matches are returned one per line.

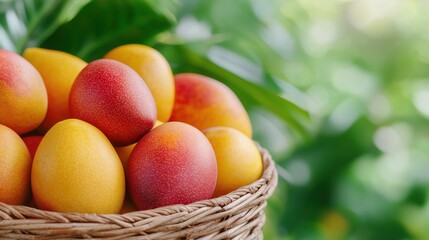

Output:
xmin=2 ymin=0 xmax=429 ymax=239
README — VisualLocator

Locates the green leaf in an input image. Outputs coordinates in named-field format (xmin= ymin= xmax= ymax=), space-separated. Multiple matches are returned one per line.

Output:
xmin=176 ymin=0 xmax=296 ymax=90
xmin=161 ymin=44 xmax=312 ymax=139
xmin=42 ymin=0 xmax=176 ymax=62
xmin=0 ymin=0 xmax=90 ymax=53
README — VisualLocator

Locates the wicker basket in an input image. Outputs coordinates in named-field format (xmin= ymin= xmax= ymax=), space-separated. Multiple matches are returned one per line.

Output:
xmin=0 ymin=145 xmax=277 ymax=239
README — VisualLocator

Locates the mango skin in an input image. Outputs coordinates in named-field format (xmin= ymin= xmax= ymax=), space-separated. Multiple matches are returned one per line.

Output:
xmin=0 ymin=49 xmax=48 ymax=134
xmin=23 ymin=48 xmax=87 ymax=133
xmin=203 ymin=127 xmax=263 ymax=197
xmin=0 ymin=124 xmax=32 ymax=205
xmin=115 ymin=120 xmax=163 ymax=178
xmin=31 ymin=119 xmax=125 ymax=214
xmin=128 ymin=122 xmax=217 ymax=210
xmin=69 ymin=59 xmax=157 ymax=146
xmin=22 ymin=135 xmax=43 ymax=159
xmin=104 ymin=44 xmax=175 ymax=122
xmin=170 ymin=73 xmax=252 ymax=137
xmin=115 ymin=143 xmax=136 ymax=179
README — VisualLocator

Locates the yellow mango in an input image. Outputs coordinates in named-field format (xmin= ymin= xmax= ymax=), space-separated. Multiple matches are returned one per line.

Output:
xmin=23 ymin=48 xmax=87 ymax=133
xmin=203 ymin=127 xmax=262 ymax=197
xmin=0 ymin=124 xmax=32 ymax=205
xmin=32 ymin=119 xmax=125 ymax=214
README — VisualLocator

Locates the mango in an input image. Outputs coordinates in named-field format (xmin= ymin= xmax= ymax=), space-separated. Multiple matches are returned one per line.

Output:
xmin=22 ymin=135 xmax=43 ymax=159
xmin=104 ymin=44 xmax=175 ymax=122
xmin=69 ymin=59 xmax=157 ymax=146
xmin=31 ymin=119 xmax=125 ymax=213
xmin=0 ymin=49 xmax=48 ymax=134
xmin=0 ymin=124 xmax=32 ymax=205
xmin=203 ymin=127 xmax=263 ymax=197
xmin=23 ymin=48 xmax=87 ymax=133
xmin=170 ymin=73 xmax=252 ymax=137
xmin=128 ymin=122 xmax=217 ymax=210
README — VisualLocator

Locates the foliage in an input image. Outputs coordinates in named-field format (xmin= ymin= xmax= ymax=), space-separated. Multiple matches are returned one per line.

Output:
xmin=2 ymin=0 xmax=428 ymax=239
xmin=0 ymin=0 xmax=90 ymax=53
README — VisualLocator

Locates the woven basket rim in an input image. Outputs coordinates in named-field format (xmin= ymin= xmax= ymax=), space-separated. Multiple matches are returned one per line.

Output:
xmin=0 ymin=143 xmax=278 ymax=239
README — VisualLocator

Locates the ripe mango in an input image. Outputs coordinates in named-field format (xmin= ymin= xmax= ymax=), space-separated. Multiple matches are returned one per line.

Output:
xmin=203 ymin=127 xmax=263 ymax=197
xmin=69 ymin=59 xmax=157 ymax=146
xmin=31 ymin=119 xmax=125 ymax=214
xmin=127 ymin=122 xmax=217 ymax=210
xmin=0 ymin=49 xmax=47 ymax=134
xmin=0 ymin=124 xmax=32 ymax=205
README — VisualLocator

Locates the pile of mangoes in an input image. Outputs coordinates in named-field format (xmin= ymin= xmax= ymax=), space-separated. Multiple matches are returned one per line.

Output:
xmin=0 ymin=45 xmax=263 ymax=214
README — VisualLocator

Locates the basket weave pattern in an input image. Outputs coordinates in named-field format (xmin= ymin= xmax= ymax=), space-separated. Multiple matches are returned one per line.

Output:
xmin=0 ymin=145 xmax=277 ymax=239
